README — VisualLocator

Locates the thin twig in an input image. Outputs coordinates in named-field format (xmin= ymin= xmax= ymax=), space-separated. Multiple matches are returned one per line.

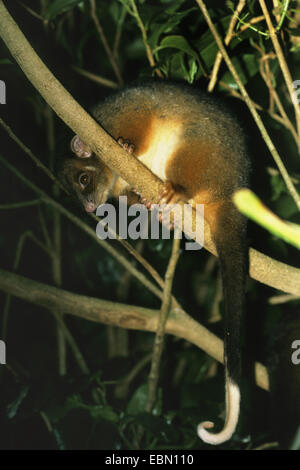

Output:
xmin=1 ymin=230 xmax=50 ymax=340
xmin=40 ymin=411 xmax=53 ymax=433
xmin=135 ymin=235 xmax=181 ymax=447
xmin=272 ymin=0 xmax=282 ymax=25
xmin=258 ymin=0 xmax=300 ymax=136
xmin=252 ymin=41 xmax=298 ymax=147
xmin=233 ymin=12 xmax=269 ymax=36
xmin=0 ymin=117 xmax=67 ymax=194
xmin=0 ymin=199 xmax=41 ymax=209
xmin=51 ymin=307 xmax=90 ymax=374
xmin=275 ymin=0 xmax=290 ymax=31
xmin=114 ymin=239 xmax=146 ymax=359
xmin=113 ymin=5 xmax=126 ymax=60
xmin=45 ymin=104 xmax=66 ymax=377
xmin=72 ymin=66 xmax=118 ymax=89
xmin=268 ymin=293 xmax=300 ymax=304
xmin=193 ymin=254 xmax=216 ymax=305
xmin=114 ymin=352 xmax=152 ymax=399
xmin=172 ymin=343 xmax=188 ymax=387
xmin=208 ymin=0 xmax=246 ymax=92
xmin=234 ymin=15 xmax=265 ymax=35
xmin=252 ymin=441 xmax=279 ymax=450
xmin=94 ymin=213 xmax=181 ymax=309
xmin=128 ymin=0 xmax=163 ymax=78
xmin=195 ymin=0 xmax=300 ymax=210
xmin=19 ymin=2 xmax=43 ymax=21
xmin=219 ymin=79 xmax=298 ymax=142
xmin=146 ymin=235 xmax=181 ymax=413
xmin=38 ymin=205 xmax=53 ymax=251
xmin=90 ymin=0 xmax=123 ymax=86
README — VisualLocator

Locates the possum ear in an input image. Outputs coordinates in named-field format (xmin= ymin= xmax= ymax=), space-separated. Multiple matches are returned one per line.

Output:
xmin=70 ymin=135 xmax=92 ymax=158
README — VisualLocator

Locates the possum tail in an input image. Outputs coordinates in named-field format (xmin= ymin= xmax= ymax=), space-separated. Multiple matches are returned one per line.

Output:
xmin=197 ymin=202 xmax=247 ymax=445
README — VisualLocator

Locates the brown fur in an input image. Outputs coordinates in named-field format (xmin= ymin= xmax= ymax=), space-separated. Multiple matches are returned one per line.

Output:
xmin=60 ymin=81 xmax=250 ymax=445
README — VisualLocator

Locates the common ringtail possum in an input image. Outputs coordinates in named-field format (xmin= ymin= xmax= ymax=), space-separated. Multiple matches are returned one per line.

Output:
xmin=60 ymin=81 xmax=250 ymax=445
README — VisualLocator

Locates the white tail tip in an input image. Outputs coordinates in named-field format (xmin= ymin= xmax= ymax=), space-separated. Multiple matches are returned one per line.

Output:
xmin=197 ymin=379 xmax=240 ymax=445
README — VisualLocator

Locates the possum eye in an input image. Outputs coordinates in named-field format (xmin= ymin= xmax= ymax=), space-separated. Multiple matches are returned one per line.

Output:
xmin=78 ymin=173 xmax=90 ymax=188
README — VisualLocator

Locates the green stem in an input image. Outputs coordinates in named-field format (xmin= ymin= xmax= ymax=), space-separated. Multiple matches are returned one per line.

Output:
xmin=234 ymin=189 xmax=300 ymax=249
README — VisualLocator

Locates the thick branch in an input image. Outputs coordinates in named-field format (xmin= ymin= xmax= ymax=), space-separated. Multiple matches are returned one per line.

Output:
xmin=0 ymin=1 xmax=299 ymax=296
xmin=0 ymin=267 xmax=269 ymax=392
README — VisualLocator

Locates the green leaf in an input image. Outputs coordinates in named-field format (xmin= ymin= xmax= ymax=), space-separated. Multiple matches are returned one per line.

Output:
xmin=52 ymin=428 xmax=66 ymax=450
xmin=89 ymin=405 xmax=119 ymax=423
xmin=161 ymin=0 xmax=186 ymax=6
xmin=109 ymin=2 xmax=127 ymax=26
xmin=7 ymin=386 xmax=29 ymax=419
xmin=126 ymin=384 xmax=163 ymax=417
xmin=45 ymin=0 xmax=86 ymax=20
xmin=289 ymin=27 xmax=300 ymax=36
xmin=148 ymin=8 xmax=198 ymax=49
xmin=0 ymin=59 xmax=13 ymax=65
xmin=126 ymin=384 xmax=149 ymax=415
xmin=186 ymin=58 xmax=198 ymax=83
xmin=275 ymin=194 xmax=299 ymax=219
xmin=194 ymin=15 xmax=251 ymax=70
xmin=270 ymin=173 xmax=286 ymax=201
xmin=221 ymin=53 xmax=260 ymax=87
xmin=65 ymin=395 xmax=119 ymax=423
xmin=133 ymin=412 xmax=179 ymax=441
xmin=155 ymin=35 xmax=199 ymax=62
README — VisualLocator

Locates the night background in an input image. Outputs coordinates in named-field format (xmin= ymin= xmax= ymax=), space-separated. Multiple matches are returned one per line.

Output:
xmin=0 ymin=0 xmax=300 ymax=450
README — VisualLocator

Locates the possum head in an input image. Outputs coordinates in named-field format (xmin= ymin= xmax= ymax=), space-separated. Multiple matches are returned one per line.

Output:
xmin=59 ymin=135 xmax=115 ymax=212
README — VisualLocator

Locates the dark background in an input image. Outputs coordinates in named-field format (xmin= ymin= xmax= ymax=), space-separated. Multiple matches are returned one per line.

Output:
xmin=0 ymin=0 xmax=299 ymax=450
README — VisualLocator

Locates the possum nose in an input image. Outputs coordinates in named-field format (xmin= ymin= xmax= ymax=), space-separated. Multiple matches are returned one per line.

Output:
xmin=85 ymin=202 xmax=96 ymax=212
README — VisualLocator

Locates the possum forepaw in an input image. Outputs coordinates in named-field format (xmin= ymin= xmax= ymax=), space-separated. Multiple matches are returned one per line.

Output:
xmin=158 ymin=181 xmax=183 ymax=205
xmin=132 ymin=189 xmax=153 ymax=210
xmin=132 ymin=182 xmax=184 ymax=229
xmin=117 ymin=136 xmax=135 ymax=154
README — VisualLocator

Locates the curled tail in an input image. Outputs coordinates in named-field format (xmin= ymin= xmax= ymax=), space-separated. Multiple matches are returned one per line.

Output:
xmin=198 ymin=373 xmax=241 ymax=444
xmin=198 ymin=202 xmax=247 ymax=445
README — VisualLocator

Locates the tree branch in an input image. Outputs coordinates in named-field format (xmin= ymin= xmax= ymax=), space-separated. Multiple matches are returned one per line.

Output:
xmin=0 ymin=267 xmax=269 ymax=392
